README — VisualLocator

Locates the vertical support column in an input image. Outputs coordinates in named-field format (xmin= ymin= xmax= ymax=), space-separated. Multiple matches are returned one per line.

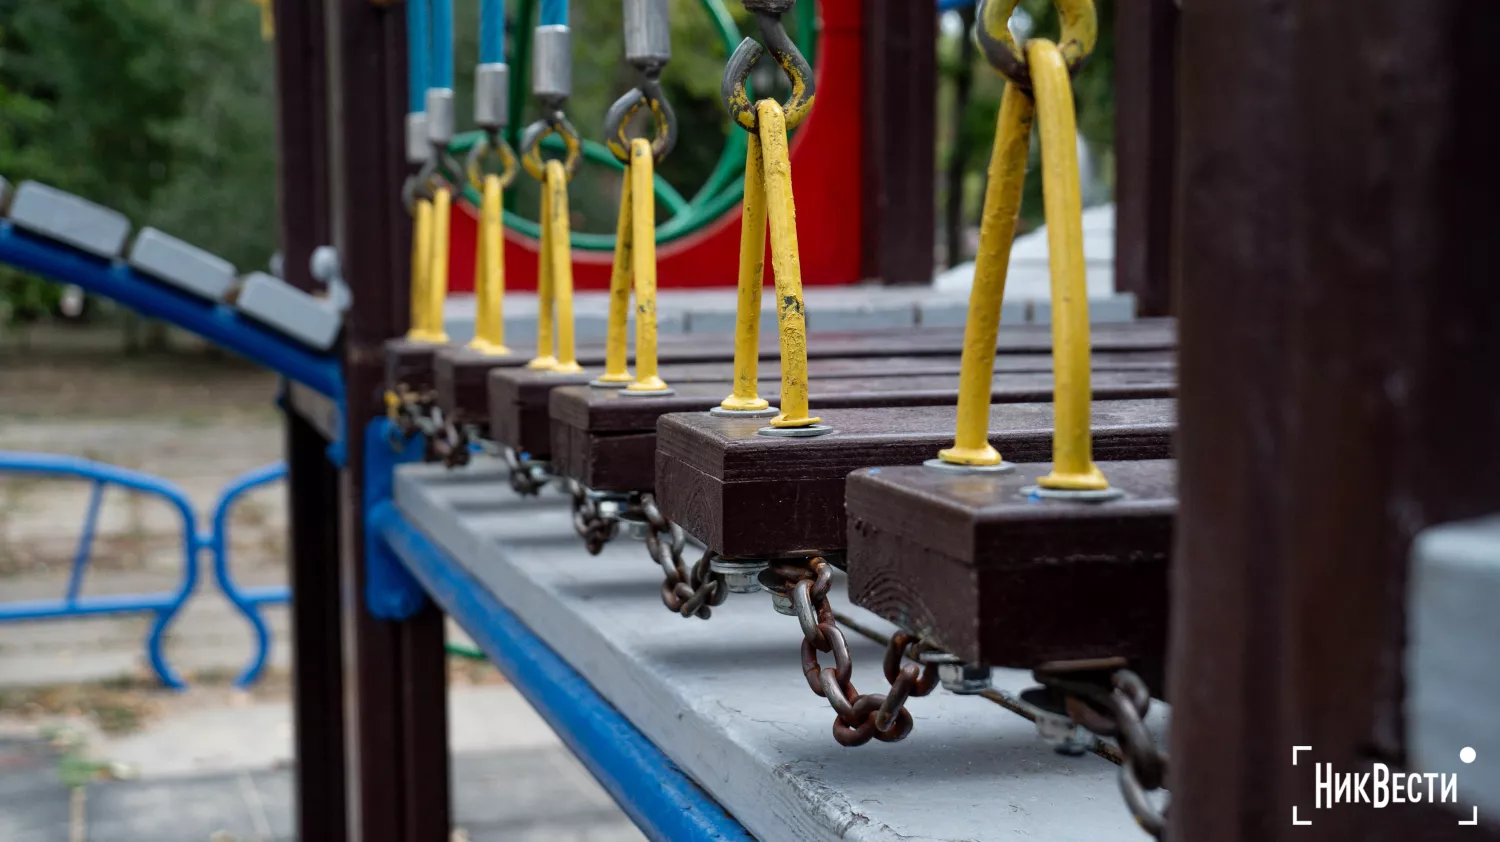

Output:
xmin=1172 ymin=1 xmax=1500 ymax=840
xmin=1112 ymin=0 xmax=1177 ymax=317
xmin=272 ymin=0 xmax=345 ymax=839
xmin=325 ymin=1 xmax=451 ymax=840
xmin=861 ymin=0 xmax=936 ymax=285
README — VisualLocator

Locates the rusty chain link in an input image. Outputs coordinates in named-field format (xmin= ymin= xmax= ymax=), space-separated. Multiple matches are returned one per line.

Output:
xmin=638 ymin=495 xmax=726 ymax=619
xmin=500 ymin=445 xmax=552 ymax=497
xmin=563 ymin=478 xmax=619 ymax=555
xmin=760 ymin=558 xmax=936 ymax=746
xmin=1035 ymin=665 xmax=1169 ymax=837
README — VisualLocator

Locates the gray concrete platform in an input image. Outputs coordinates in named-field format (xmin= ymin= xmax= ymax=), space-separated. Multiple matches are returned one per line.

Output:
xmin=394 ymin=458 xmax=1171 ymax=842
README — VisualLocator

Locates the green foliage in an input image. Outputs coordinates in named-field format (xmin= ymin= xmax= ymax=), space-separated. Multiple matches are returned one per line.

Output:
xmin=0 ymin=0 xmax=274 ymax=323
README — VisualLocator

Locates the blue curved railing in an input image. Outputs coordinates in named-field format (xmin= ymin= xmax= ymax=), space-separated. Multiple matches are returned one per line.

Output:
xmin=207 ymin=461 xmax=289 ymax=688
xmin=0 ymin=453 xmax=292 ymax=689
xmin=0 ymin=452 xmax=201 ymax=689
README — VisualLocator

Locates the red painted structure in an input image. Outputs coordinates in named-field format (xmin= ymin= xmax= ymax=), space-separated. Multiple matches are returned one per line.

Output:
xmin=446 ymin=0 xmax=865 ymax=291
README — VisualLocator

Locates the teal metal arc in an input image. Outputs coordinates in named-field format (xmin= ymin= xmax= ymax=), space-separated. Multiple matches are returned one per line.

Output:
xmin=469 ymin=0 xmax=818 ymax=251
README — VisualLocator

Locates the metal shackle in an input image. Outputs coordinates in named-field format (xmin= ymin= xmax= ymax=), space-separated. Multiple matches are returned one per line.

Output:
xmin=623 ymin=0 xmax=671 ymax=68
xmin=425 ymin=87 xmax=456 ymax=147
xmin=531 ymin=25 xmax=573 ymax=101
xmin=474 ymin=63 xmax=510 ymax=130
xmin=406 ymin=112 xmax=431 ymax=164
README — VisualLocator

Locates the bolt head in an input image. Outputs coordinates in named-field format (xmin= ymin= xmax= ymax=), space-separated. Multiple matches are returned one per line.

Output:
xmin=1034 ymin=710 xmax=1093 ymax=756
xmin=722 ymin=571 xmax=761 ymax=594
xmin=769 ymin=589 xmax=796 ymax=616
xmin=937 ymin=663 xmax=993 ymax=694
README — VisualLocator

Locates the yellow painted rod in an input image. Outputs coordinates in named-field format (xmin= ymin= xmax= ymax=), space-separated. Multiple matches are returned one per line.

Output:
xmin=468 ymin=174 xmax=511 ymax=356
xmin=718 ymin=131 xmax=771 ymax=413
xmin=527 ymin=171 xmax=558 ymax=370
xmin=757 ymin=99 xmax=818 ymax=428
xmin=596 ymin=161 xmax=636 ymax=384
xmin=1030 ymin=38 xmax=1108 ymax=491
xmin=545 ymin=159 xmax=583 ymax=374
xmin=626 ymin=139 xmax=669 ymax=393
xmin=937 ymin=83 xmax=1034 ymax=466
xmin=426 ymin=186 xmax=453 ymax=343
xmin=407 ymin=197 xmax=437 ymax=342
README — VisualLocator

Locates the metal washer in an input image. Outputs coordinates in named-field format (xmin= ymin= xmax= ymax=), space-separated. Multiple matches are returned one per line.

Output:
xmin=619 ymin=387 xmax=676 ymax=397
xmin=1020 ymin=485 xmax=1128 ymax=503
xmin=709 ymin=406 xmax=780 ymax=418
xmin=922 ymin=458 xmax=1016 ymax=474
xmin=756 ymin=424 xmax=835 ymax=438
xmin=588 ymin=379 xmax=632 ymax=389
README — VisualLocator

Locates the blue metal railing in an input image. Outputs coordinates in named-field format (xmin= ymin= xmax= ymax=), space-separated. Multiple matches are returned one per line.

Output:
xmin=207 ymin=461 xmax=289 ymax=688
xmin=0 ymin=452 xmax=200 ymax=689
xmin=0 ymin=453 xmax=289 ymax=689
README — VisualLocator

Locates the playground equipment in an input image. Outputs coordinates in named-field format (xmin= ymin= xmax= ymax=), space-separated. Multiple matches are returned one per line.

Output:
xmin=8 ymin=0 xmax=1494 ymax=838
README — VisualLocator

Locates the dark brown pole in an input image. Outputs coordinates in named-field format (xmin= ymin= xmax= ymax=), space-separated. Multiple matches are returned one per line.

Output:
xmin=272 ymin=0 xmax=347 ymax=839
xmin=862 ymin=0 xmax=937 ymax=285
xmin=942 ymin=4 xmax=977 ymax=269
xmin=1172 ymin=1 xmax=1500 ymax=839
xmin=1112 ymin=0 xmax=1176 ymax=317
xmin=325 ymin=0 xmax=450 ymax=839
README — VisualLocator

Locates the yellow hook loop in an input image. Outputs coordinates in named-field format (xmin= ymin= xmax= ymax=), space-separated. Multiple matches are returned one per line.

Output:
xmin=544 ymin=160 xmax=583 ymax=374
xmin=937 ymin=82 xmax=1034 ymax=467
xmin=718 ymin=130 xmax=772 ymax=413
xmin=468 ymin=174 xmax=511 ymax=356
xmin=596 ymin=170 xmax=636 ymax=385
xmin=425 ymin=186 xmax=453 ymax=343
xmin=757 ymin=100 xmax=818 ymax=429
xmin=625 ymin=138 xmax=670 ymax=394
xmin=407 ymin=197 xmax=439 ymax=342
xmin=1029 ymin=38 xmax=1109 ymax=492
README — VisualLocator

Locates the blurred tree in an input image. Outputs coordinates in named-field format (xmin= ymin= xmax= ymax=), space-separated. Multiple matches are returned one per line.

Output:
xmin=938 ymin=0 xmax=1115 ymax=252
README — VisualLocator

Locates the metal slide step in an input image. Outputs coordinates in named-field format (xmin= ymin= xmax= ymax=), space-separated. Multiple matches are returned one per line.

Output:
xmin=234 ymin=271 xmax=344 ymax=352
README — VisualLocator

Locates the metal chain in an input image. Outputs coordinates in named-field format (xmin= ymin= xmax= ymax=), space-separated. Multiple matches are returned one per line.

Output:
xmin=765 ymin=559 xmax=937 ymax=746
xmin=639 ymin=495 xmax=726 ymax=619
xmin=563 ymin=478 xmax=618 ymax=555
xmin=1036 ymin=666 xmax=1170 ymax=837
xmin=501 ymin=445 xmax=552 ymax=498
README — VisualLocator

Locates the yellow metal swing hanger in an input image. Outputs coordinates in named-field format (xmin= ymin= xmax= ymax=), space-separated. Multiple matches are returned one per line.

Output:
xmin=592 ymin=69 xmax=680 ymax=394
xmin=715 ymin=6 xmax=824 ymax=434
xmin=934 ymin=0 xmax=1121 ymax=497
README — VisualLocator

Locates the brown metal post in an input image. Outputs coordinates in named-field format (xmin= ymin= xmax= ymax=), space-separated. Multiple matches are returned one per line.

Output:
xmin=1112 ymin=0 xmax=1177 ymax=317
xmin=861 ymin=0 xmax=936 ymax=285
xmin=272 ymin=0 xmax=347 ymax=839
xmin=325 ymin=0 xmax=451 ymax=839
xmin=1173 ymin=1 xmax=1500 ymax=838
